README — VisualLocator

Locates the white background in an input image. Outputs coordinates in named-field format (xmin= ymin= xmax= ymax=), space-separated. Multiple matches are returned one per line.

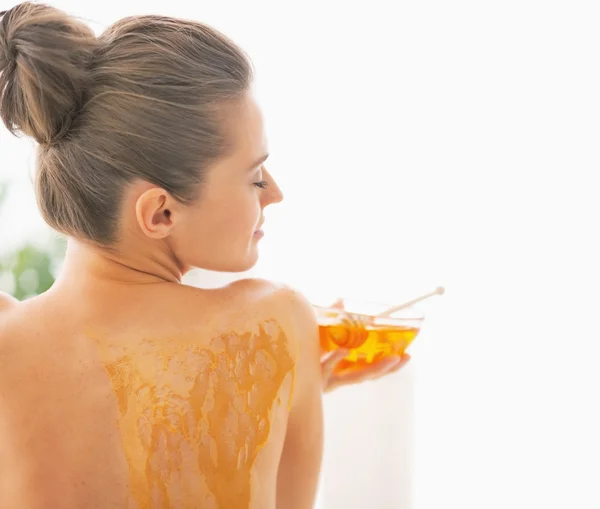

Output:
xmin=1 ymin=1 xmax=599 ymax=508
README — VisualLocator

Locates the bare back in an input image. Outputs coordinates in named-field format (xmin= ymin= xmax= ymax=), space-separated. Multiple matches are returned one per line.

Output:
xmin=0 ymin=280 xmax=322 ymax=509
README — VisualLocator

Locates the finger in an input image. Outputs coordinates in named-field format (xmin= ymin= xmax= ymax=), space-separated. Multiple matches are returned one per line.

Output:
xmin=357 ymin=357 xmax=400 ymax=379
xmin=327 ymin=368 xmax=374 ymax=390
xmin=329 ymin=298 xmax=345 ymax=310
xmin=328 ymin=355 xmax=410 ymax=390
xmin=321 ymin=348 xmax=349 ymax=380
xmin=329 ymin=357 xmax=397 ymax=387
xmin=321 ymin=348 xmax=349 ymax=365
xmin=364 ymin=357 xmax=399 ymax=379
xmin=379 ymin=354 xmax=411 ymax=376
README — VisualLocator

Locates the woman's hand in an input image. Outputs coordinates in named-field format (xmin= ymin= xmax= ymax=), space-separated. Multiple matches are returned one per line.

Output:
xmin=321 ymin=349 xmax=411 ymax=393
xmin=319 ymin=297 xmax=411 ymax=392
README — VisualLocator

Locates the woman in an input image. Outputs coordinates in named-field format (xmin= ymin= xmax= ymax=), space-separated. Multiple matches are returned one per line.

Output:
xmin=0 ymin=3 xmax=409 ymax=508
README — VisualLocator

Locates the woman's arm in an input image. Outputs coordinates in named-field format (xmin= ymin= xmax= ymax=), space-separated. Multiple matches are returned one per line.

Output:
xmin=276 ymin=288 xmax=324 ymax=509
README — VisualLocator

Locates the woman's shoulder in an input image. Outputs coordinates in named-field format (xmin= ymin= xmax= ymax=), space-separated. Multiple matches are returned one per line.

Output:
xmin=217 ymin=278 xmax=317 ymax=330
xmin=0 ymin=293 xmax=21 ymax=375
xmin=0 ymin=291 xmax=18 ymax=313
xmin=183 ymin=278 xmax=318 ymax=354
xmin=222 ymin=278 xmax=320 ymax=370
xmin=176 ymin=277 xmax=314 ymax=317
xmin=0 ymin=292 xmax=18 ymax=341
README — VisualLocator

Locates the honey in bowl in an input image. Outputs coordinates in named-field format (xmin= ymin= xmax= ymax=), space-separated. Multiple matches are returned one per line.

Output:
xmin=315 ymin=301 xmax=424 ymax=373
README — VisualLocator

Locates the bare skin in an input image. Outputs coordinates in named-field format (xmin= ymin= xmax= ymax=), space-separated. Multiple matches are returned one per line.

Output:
xmin=0 ymin=88 xmax=411 ymax=508
xmin=0 ymin=91 xmax=323 ymax=509
xmin=0 ymin=278 xmax=322 ymax=509
xmin=321 ymin=348 xmax=411 ymax=393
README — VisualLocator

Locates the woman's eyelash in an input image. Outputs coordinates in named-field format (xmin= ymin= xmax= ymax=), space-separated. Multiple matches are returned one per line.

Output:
xmin=254 ymin=180 xmax=268 ymax=189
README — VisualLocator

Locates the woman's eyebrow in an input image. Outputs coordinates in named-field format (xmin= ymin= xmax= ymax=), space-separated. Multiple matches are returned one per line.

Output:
xmin=246 ymin=153 xmax=269 ymax=171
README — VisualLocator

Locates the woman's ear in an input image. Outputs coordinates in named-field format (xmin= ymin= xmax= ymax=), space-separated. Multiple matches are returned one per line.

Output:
xmin=135 ymin=188 xmax=176 ymax=239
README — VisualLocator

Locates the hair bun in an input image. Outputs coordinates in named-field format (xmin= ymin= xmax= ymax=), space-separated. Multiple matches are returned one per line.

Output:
xmin=0 ymin=2 xmax=97 ymax=146
xmin=0 ymin=11 xmax=17 ymax=68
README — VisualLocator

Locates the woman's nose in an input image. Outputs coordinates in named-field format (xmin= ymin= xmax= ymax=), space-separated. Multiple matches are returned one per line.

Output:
xmin=269 ymin=179 xmax=283 ymax=204
xmin=262 ymin=168 xmax=283 ymax=205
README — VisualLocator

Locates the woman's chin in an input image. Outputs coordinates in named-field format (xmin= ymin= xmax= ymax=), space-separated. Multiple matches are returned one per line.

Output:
xmin=193 ymin=254 xmax=258 ymax=274
xmin=236 ymin=250 xmax=259 ymax=273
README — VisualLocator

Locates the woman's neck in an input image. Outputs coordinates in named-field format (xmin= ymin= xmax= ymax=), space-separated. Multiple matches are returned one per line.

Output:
xmin=53 ymin=238 xmax=185 ymax=291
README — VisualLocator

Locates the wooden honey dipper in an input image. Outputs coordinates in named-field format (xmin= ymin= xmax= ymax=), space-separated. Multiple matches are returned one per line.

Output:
xmin=377 ymin=286 xmax=445 ymax=317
